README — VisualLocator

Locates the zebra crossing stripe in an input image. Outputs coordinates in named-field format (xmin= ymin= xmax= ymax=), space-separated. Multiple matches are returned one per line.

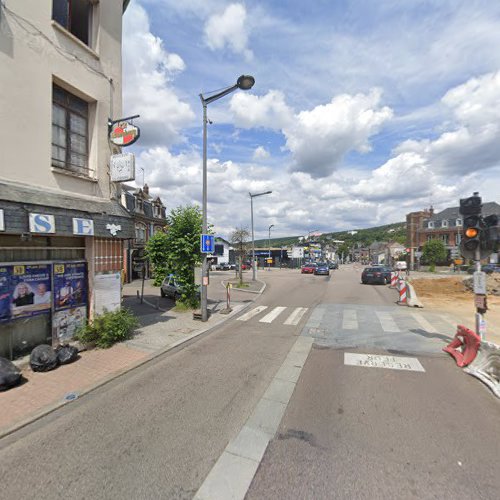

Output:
xmin=411 ymin=312 xmax=438 ymax=333
xmin=237 ymin=306 xmax=268 ymax=322
xmin=284 ymin=307 xmax=308 ymax=325
xmin=375 ymin=311 xmax=400 ymax=332
xmin=342 ymin=309 xmax=358 ymax=330
xmin=260 ymin=306 xmax=287 ymax=323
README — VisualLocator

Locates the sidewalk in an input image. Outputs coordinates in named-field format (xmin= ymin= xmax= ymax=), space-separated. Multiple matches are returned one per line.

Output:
xmin=0 ymin=275 xmax=264 ymax=438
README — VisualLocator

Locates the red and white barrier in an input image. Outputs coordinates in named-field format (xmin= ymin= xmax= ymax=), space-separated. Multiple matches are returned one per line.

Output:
xmin=443 ymin=325 xmax=481 ymax=367
xmin=390 ymin=272 xmax=398 ymax=288
xmin=397 ymin=278 xmax=407 ymax=305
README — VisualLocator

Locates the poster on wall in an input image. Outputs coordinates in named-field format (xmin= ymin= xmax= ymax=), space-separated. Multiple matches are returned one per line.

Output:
xmin=9 ymin=264 xmax=52 ymax=319
xmin=53 ymin=262 xmax=88 ymax=311
xmin=94 ymin=273 xmax=121 ymax=315
xmin=53 ymin=306 xmax=87 ymax=342
xmin=0 ymin=266 xmax=11 ymax=323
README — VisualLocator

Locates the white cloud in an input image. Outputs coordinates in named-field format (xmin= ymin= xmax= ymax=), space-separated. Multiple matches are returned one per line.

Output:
xmin=230 ymin=90 xmax=293 ymax=130
xmin=252 ymin=146 xmax=270 ymax=160
xmin=284 ymin=89 xmax=393 ymax=178
xmin=122 ymin=3 xmax=195 ymax=146
xmin=204 ymin=3 xmax=253 ymax=60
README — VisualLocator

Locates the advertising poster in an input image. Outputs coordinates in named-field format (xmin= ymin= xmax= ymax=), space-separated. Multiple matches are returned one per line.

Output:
xmin=94 ymin=273 xmax=121 ymax=314
xmin=10 ymin=264 xmax=52 ymax=319
xmin=53 ymin=306 xmax=87 ymax=342
xmin=54 ymin=262 xmax=88 ymax=311
xmin=0 ymin=266 xmax=11 ymax=323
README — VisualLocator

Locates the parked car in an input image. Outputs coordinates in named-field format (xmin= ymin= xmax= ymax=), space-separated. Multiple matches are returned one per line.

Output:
xmin=328 ymin=261 xmax=338 ymax=269
xmin=301 ymin=262 xmax=317 ymax=274
xmin=467 ymin=264 xmax=500 ymax=274
xmin=236 ymin=262 xmax=252 ymax=271
xmin=361 ymin=267 xmax=386 ymax=285
xmin=215 ymin=263 xmax=230 ymax=271
xmin=160 ymin=275 xmax=200 ymax=300
xmin=314 ymin=263 xmax=330 ymax=276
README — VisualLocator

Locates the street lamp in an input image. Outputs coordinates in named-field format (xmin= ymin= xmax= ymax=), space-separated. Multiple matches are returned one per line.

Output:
xmin=249 ymin=190 xmax=272 ymax=281
xmin=199 ymin=75 xmax=255 ymax=322
xmin=268 ymin=224 xmax=274 ymax=270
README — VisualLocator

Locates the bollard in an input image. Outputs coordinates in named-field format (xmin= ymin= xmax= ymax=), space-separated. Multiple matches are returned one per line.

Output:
xmin=390 ymin=272 xmax=398 ymax=288
xmin=398 ymin=278 xmax=407 ymax=305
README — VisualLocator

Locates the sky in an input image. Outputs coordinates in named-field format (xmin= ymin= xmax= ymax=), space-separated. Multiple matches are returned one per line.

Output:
xmin=122 ymin=0 xmax=500 ymax=240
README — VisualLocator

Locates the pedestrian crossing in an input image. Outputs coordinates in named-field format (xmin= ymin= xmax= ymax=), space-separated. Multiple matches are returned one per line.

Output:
xmin=236 ymin=304 xmax=458 ymax=347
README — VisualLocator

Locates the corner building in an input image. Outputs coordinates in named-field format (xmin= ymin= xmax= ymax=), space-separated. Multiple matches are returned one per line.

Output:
xmin=0 ymin=1 xmax=133 ymax=359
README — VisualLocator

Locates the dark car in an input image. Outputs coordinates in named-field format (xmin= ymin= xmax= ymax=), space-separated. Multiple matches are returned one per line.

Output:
xmin=301 ymin=262 xmax=317 ymax=274
xmin=328 ymin=261 xmax=339 ymax=269
xmin=361 ymin=267 xmax=386 ymax=285
xmin=314 ymin=263 xmax=330 ymax=276
xmin=378 ymin=266 xmax=393 ymax=283
xmin=467 ymin=264 xmax=500 ymax=274
xmin=160 ymin=275 xmax=200 ymax=300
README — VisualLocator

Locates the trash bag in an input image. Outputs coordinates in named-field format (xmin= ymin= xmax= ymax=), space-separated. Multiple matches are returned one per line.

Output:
xmin=30 ymin=344 xmax=58 ymax=372
xmin=55 ymin=344 xmax=79 ymax=365
xmin=0 ymin=357 xmax=22 ymax=391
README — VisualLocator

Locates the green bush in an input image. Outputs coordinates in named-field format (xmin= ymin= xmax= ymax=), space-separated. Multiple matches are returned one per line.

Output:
xmin=76 ymin=308 xmax=139 ymax=348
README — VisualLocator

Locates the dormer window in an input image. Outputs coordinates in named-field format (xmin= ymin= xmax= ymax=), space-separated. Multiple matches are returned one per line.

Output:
xmin=456 ymin=219 xmax=462 ymax=227
xmin=428 ymin=221 xmax=434 ymax=229
xmin=442 ymin=220 xmax=448 ymax=228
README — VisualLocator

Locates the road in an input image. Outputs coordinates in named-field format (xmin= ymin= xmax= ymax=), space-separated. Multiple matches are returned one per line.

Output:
xmin=0 ymin=265 xmax=499 ymax=499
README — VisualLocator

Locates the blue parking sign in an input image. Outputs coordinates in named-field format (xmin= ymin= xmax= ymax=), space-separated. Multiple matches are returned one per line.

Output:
xmin=200 ymin=234 xmax=215 ymax=253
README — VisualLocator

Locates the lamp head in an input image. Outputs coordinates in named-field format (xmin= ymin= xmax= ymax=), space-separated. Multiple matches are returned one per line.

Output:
xmin=237 ymin=75 xmax=255 ymax=90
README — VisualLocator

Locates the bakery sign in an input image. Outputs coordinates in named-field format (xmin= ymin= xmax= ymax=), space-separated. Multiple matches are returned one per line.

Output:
xmin=108 ymin=115 xmax=140 ymax=147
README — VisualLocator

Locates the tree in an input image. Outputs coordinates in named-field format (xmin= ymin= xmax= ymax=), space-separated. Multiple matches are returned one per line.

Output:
xmin=422 ymin=239 xmax=447 ymax=271
xmin=146 ymin=205 xmax=203 ymax=306
xmin=145 ymin=231 xmax=169 ymax=286
xmin=230 ymin=227 xmax=250 ymax=284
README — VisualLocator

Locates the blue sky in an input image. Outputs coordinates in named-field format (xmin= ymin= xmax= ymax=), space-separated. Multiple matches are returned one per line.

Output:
xmin=122 ymin=0 xmax=500 ymax=239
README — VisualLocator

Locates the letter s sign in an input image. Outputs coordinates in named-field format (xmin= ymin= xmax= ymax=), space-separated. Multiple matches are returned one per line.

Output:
xmin=29 ymin=213 xmax=56 ymax=233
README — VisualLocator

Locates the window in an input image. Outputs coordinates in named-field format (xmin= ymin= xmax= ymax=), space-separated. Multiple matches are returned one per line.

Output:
xmin=456 ymin=218 xmax=462 ymax=226
xmin=52 ymin=0 xmax=93 ymax=46
xmin=442 ymin=220 xmax=448 ymax=228
xmin=135 ymin=224 xmax=146 ymax=243
xmin=441 ymin=234 xmax=449 ymax=245
xmin=52 ymin=84 xmax=89 ymax=175
xmin=456 ymin=233 xmax=462 ymax=245
xmin=428 ymin=221 xmax=434 ymax=229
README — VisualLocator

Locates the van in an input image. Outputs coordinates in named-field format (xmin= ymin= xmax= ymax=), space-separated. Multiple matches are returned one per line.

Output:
xmin=395 ymin=261 xmax=407 ymax=270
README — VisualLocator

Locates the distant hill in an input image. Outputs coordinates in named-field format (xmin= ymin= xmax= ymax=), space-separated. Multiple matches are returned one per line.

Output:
xmin=254 ymin=222 xmax=406 ymax=248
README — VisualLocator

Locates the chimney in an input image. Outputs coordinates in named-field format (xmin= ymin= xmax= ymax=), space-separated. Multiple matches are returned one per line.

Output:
xmin=143 ymin=183 xmax=149 ymax=195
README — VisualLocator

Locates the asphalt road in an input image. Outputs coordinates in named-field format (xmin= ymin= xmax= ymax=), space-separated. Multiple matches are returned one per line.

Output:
xmin=1 ymin=265 xmax=498 ymax=499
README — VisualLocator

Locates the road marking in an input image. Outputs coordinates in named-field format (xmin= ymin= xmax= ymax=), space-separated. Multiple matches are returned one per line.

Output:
xmin=375 ymin=311 xmax=400 ymax=332
xmin=259 ymin=306 xmax=287 ymax=323
xmin=194 ymin=336 xmax=314 ymax=500
xmin=237 ymin=306 xmax=268 ymax=322
xmin=342 ymin=309 xmax=358 ymax=330
xmin=344 ymin=353 xmax=425 ymax=372
xmin=411 ymin=312 xmax=438 ymax=333
xmin=284 ymin=307 xmax=308 ymax=325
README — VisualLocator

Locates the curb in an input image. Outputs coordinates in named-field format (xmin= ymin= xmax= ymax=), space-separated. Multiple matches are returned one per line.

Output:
xmin=0 ymin=284 xmax=268 ymax=440
xmin=221 ymin=279 xmax=266 ymax=295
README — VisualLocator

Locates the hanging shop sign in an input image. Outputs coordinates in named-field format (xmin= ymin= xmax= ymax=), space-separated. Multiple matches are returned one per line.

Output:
xmin=72 ymin=218 xmax=94 ymax=236
xmin=108 ymin=115 xmax=140 ymax=147
xmin=110 ymin=152 xmax=136 ymax=182
xmin=29 ymin=213 xmax=55 ymax=233
xmin=8 ymin=264 xmax=52 ymax=320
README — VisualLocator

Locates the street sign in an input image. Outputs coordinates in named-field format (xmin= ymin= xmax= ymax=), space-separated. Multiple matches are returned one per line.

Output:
xmin=200 ymin=234 xmax=215 ymax=253
xmin=474 ymin=294 xmax=487 ymax=311
xmin=473 ymin=271 xmax=487 ymax=295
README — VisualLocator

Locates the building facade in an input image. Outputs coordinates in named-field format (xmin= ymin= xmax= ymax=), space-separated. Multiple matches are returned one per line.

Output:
xmin=120 ymin=184 xmax=167 ymax=281
xmin=0 ymin=1 xmax=133 ymax=359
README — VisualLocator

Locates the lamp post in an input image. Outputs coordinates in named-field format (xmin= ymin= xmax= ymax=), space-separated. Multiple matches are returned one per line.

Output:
xmin=200 ymin=75 xmax=255 ymax=322
xmin=250 ymin=190 xmax=272 ymax=281
xmin=268 ymin=224 xmax=274 ymax=270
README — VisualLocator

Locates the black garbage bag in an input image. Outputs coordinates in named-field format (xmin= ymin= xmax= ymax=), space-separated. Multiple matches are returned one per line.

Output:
xmin=30 ymin=345 xmax=58 ymax=372
xmin=0 ymin=357 xmax=22 ymax=391
xmin=55 ymin=344 xmax=79 ymax=365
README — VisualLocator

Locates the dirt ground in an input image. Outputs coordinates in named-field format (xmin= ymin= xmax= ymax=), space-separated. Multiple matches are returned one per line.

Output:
xmin=411 ymin=276 xmax=500 ymax=344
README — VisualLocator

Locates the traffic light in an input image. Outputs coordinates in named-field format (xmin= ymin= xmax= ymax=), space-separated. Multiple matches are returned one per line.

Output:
xmin=459 ymin=193 xmax=482 ymax=216
xmin=461 ymin=215 xmax=482 ymax=258
xmin=484 ymin=214 xmax=499 ymax=251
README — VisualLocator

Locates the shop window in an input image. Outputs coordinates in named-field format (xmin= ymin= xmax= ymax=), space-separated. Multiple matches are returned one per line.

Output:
xmin=52 ymin=0 xmax=93 ymax=46
xmin=52 ymin=84 xmax=89 ymax=175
